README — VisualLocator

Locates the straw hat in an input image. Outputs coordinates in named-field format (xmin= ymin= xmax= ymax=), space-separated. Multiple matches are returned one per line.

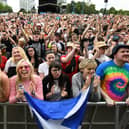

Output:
xmin=66 ymin=42 xmax=74 ymax=48
xmin=94 ymin=41 xmax=108 ymax=48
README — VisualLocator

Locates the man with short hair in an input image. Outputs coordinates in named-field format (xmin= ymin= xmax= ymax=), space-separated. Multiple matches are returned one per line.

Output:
xmin=1 ymin=31 xmax=13 ymax=58
xmin=96 ymin=44 xmax=129 ymax=105
xmin=38 ymin=50 xmax=55 ymax=80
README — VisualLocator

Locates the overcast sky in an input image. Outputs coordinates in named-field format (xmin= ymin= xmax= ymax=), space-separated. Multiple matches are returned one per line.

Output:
xmin=8 ymin=0 xmax=129 ymax=12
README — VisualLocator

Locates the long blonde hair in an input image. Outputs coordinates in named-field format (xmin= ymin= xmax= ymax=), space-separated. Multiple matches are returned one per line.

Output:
xmin=11 ymin=46 xmax=28 ymax=63
xmin=15 ymin=59 xmax=36 ymax=92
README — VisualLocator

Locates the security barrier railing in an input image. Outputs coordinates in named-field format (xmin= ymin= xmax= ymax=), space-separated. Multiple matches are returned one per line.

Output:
xmin=0 ymin=102 xmax=129 ymax=129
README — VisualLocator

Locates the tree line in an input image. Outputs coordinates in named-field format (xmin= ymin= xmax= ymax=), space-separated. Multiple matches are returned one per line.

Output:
xmin=0 ymin=2 xmax=12 ymax=13
xmin=66 ymin=1 xmax=129 ymax=15
xmin=0 ymin=1 xmax=129 ymax=15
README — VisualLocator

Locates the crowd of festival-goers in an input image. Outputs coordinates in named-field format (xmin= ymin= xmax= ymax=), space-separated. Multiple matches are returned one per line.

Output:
xmin=0 ymin=12 xmax=129 ymax=106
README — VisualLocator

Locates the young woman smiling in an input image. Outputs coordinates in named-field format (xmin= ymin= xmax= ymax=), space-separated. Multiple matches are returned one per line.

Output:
xmin=9 ymin=59 xmax=43 ymax=103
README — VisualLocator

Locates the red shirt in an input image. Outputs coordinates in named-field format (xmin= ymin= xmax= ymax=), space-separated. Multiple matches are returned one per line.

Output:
xmin=61 ymin=55 xmax=80 ymax=82
xmin=0 ymin=56 xmax=7 ymax=70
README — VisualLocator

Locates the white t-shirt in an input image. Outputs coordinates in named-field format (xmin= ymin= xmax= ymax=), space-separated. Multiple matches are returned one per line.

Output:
xmin=38 ymin=62 xmax=49 ymax=76
xmin=4 ymin=58 xmax=16 ymax=73
xmin=96 ymin=55 xmax=111 ymax=63
xmin=89 ymin=53 xmax=111 ymax=63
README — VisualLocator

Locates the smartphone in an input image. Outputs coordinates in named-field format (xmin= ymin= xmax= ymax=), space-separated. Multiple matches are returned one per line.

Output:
xmin=18 ymin=84 xmax=24 ymax=91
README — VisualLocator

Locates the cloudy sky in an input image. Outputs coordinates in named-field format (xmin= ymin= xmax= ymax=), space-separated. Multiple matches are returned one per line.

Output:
xmin=8 ymin=0 xmax=129 ymax=12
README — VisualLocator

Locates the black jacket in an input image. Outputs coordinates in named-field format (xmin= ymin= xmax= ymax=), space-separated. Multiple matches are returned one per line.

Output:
xmin=43 ymin=74 xmax=73 ymax=101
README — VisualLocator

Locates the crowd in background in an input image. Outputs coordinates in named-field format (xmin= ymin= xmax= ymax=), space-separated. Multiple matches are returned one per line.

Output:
xmin=0 ymin=12 xmax=129 ymax=106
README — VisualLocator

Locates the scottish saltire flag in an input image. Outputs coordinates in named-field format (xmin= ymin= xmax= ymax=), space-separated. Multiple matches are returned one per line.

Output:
xmin=24 ymin=87 xmax=90 ymax=129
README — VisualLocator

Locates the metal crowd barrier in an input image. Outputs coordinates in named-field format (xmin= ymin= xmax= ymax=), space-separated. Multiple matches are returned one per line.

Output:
xmin=0 ymin=102 xmax=129 ymax=129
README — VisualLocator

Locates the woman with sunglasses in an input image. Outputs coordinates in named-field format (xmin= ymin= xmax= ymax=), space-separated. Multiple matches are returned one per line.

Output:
xmin=43 ymin=61 xmax=72 ymax=101
xmin=9 ymin=59 xmax=43 ymax=103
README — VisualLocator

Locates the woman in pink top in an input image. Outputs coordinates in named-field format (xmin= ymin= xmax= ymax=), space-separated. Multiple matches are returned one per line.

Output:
xmin=9 ymin=59 xmax=43 ymax=103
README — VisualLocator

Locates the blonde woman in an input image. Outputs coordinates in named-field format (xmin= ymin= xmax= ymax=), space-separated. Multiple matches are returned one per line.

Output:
xmin=4 ymin=46 xmax=28 ymax=77
xmin=72 ymin=58 xmax=101 ymax=102
xmin=0 ymin=70 xmax=10 ymax=102
xmin=9 ymin=59 xmax=43 ymax=103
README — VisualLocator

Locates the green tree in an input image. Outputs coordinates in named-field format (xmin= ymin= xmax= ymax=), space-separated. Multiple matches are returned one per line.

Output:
xmin=0 ymin=2 xmax=13 ymax=13
xmin=108 ymin=7 xmax=117 ymax=14
xmin=84 ymin=3 xmax=96 ymax=14
xmin=66 ymin=2 xmax=129 ymax=15
xmin=19 ymin=8 xmax=27 ymax=13
xmin=124 ymin=11 xmax=129 ymax=15
xmin=75 ymin=2 xmax=82 ymax=14
xmin=66 ymin=1 xmax=97 ymax=14
xmin=4 ymin=5 xmax=13 ymax=12
xmin=99 ymin=8 xmax=105 ymax=14
xmin=66 ymin=3 xmax=72 ymax=13
xmin=117 ymin=9 xmax=129 ymax=15
xmin=117 ymin=9 xmax=124 ymax=15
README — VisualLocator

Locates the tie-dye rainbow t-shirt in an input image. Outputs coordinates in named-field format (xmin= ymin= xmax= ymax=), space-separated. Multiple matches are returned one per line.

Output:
xmin=96 ymin=60 xmax=129 ymax=101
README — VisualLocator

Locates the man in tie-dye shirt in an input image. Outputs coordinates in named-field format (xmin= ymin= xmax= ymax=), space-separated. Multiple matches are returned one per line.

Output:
xmin=96 ymin=44 xmax=129 ymax=106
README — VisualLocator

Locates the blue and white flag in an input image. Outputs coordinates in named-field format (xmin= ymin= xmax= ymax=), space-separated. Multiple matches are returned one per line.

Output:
xmin=24 ymin=87 xmax=90 ymax=129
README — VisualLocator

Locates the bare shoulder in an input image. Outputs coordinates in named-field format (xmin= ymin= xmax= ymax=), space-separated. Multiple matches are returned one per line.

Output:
xmin=0 ymin=71 xmax=10 ymax=102
xmin=33 ymin=74 xmax=42 ymax=80
xmin=0 ymin=71 xmax=9 ymax=90
xmin=1 ymin=72 xmax=9 ymax=81
xmin=9 ymin=75 xmax=17 ymax=82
